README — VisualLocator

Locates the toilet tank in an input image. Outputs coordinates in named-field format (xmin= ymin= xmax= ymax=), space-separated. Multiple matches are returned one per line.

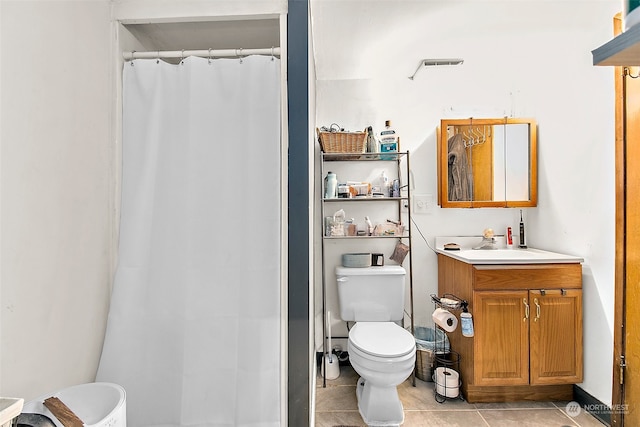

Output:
xmin=336 ymin=265 xmax=406 ymax=321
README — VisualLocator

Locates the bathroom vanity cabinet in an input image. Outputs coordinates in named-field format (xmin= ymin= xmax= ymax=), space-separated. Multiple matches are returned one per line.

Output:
xmin=437 ymin=254 xmax=583 ymax=403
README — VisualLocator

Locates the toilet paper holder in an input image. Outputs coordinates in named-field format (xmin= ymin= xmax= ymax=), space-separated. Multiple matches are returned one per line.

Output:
xmin=429 ymin=293 xmax=466 ymax=403
xmin=430 ymin=293 xmax=469 ymax=336
xmin=430 ymin=293 xmax=467 ymax=312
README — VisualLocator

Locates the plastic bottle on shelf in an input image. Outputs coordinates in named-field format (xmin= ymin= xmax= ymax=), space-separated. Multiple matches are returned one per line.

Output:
xmin=364 ymin=216 xmax=373 ymax=236
xmin=392 ymin=179 xmax=400 ymax=198
xmin=324 ymin=172 xmax=337 ymax=199
xmin=380 ymin=171 xmax=390 ymax=197
xmin=366 ymin=126 xmax=378 ymax=153
xmin=379 ymin=120 xmax=399 ymax=152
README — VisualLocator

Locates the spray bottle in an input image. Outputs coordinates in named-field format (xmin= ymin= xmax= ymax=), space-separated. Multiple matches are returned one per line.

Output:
xmin=460 ymin=302 xmax=474 ymax=337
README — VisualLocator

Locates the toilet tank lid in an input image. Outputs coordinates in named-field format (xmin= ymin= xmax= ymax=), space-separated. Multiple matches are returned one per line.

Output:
xmin=335 ymin=265 xmax=406 ymax=276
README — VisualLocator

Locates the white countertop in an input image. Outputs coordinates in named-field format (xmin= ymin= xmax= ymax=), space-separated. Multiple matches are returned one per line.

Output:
xmin=434 ymin=236 xmax=584 ymax=265
xmin=0 ymin=398 xmax=23 ymax=426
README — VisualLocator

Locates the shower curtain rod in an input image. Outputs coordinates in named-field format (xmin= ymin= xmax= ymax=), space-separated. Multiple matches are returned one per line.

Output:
xmin=123 ymin=47 xmax=281 ymax=61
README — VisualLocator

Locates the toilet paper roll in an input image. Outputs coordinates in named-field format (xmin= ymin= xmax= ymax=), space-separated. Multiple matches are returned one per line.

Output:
xmin=434 ymin=367 xmax=460 ymax=398
xmin=432 ymin=307 xmax=458 ymax=332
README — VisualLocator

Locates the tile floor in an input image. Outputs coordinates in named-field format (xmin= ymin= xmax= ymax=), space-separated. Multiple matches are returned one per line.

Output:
xmin=315 ymin=366 xmax=606 ymax=427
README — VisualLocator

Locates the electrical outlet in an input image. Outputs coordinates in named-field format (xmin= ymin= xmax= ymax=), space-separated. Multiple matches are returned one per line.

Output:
xmin=413 ymin=194 xmax=434 ymax=214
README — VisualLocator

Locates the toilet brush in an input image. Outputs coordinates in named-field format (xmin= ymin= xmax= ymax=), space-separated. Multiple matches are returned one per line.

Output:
xmin=322 ymin=311 xmax=340 ymax=380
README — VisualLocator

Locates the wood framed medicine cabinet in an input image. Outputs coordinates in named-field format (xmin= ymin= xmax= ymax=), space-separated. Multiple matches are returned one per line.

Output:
xmin=437 ymin=117 xmax=538 ymax=208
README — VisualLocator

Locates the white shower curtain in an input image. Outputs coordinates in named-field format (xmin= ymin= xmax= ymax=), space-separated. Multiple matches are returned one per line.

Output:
xmin=97 ymin=56 xmax=282 ymax=427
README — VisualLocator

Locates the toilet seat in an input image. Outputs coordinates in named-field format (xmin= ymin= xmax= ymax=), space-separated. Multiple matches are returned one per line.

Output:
xmin=349 ymin=322 xmax=415 ymax=358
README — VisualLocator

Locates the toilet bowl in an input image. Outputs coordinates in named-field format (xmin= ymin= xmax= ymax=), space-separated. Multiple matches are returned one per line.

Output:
xmin=348 ymin=322 xmax=416 ymax=427
xmin=17 ymin=382 xmax=126 ymax=427
xmin=336 ymin=266 xmax=415 ymax=426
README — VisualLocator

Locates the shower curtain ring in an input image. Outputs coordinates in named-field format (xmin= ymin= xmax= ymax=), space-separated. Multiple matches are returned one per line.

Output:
xmin=208 ymin=48 xmax=212 ymax=65
xmin=181 ymin=49 xmax=185 ymax=65
xmin=130 ymin=51 xmax=136 ymax=66
xmin=156 ymin=51 xmax=160 ymax=64
xmin=237 ymin=48 xmax=243 ymax=63
xmin=271 ymin=46 xmax=275 ymax=61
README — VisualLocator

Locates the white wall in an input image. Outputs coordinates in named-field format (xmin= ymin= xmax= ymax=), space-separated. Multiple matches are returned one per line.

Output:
xmin=311 ymin=0 xmax=619 ymax=405
xmin=0 ymin=0 xmax=113 ymax=399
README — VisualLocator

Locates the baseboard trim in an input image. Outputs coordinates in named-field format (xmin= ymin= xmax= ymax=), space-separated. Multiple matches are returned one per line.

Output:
xmin=573 ymin=385 xmax=611 ymax=426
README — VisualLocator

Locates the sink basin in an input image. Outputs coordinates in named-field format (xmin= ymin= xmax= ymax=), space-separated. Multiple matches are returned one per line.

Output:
xmin=458 ymin=248 xmax=565 ymax=260
xmin=435 ymin=240 xmax=583 ymax=265
xmin=0 ymin=397 xmax=24 ymax=426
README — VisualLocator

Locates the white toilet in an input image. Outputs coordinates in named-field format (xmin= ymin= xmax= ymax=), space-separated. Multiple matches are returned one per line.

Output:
xmin=17 ymin=382 xmax=126 ymax=427
xmin=336 ymin=265 xmax=416 ymax=427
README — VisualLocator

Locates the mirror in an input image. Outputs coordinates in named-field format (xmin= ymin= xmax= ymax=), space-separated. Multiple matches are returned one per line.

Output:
xmin=437 ymin=118 xmax=537 ymax=208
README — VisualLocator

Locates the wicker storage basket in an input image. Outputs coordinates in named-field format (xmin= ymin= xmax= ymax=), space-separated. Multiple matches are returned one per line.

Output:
xmin=317 ymin=128 xmax=367 ymax=153
xmin=415 ymin=347 xmax=435 ymax=382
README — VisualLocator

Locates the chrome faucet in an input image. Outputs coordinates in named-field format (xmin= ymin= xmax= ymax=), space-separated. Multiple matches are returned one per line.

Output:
xmin=473 ymin=228 xmax=497 ymax=250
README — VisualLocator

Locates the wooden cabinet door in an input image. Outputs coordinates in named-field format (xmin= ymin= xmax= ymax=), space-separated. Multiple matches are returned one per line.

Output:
xmin=474 ymin=290 xmax=530 ymax=386
xmin=529 ymin=289 xmax=583 ymax=385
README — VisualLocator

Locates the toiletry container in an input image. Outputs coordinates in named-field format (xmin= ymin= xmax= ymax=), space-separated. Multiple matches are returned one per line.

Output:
xmin=379 ymin=121 xmax=399 ymax=160
xmin=366 ymin=126 xmax=378 ymax=153
xmin=461 ymin=311 xmax=474 ymax=337
xmin=379 ymin=171 xmax=390 ymax=197
xmin=324 ymin=172 xmax=337 ymax=199
xmin=379 ymin=120 xmax=399 ymax=153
